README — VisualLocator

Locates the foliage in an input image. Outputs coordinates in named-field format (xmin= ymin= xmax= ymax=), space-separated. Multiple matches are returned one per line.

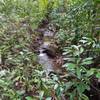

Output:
xmin=50 ymin=0 xmax=100 ymax=99
xmin=0 ymin=0 xmax=100 ymax=100
xmin=63 ymin=40 xmax=99 ymax=100
xmin=51 ymin=0 xmax=95 ymax=44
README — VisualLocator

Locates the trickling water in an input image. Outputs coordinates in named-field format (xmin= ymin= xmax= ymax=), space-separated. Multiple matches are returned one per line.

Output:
xmin=38 ymin=49 xmax=54 ymax=76
xmin=36 ymin=26 xmax=58 ymax=76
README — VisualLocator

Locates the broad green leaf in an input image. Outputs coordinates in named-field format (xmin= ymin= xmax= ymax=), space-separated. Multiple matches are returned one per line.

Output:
xmin=96 ymin=72 xmax=100 ymax=78
xmin=64 ymin=63 xmax=76 ymax=70
xmin=87 ymin=69 xmax=95 ymax=77
xmin=25 ymin=96 xmax=33 ymax=100
xmin=46 ymin=97 xmax=52 ymax=100
xmin=77 ymin=83 xmax=86 ymax=94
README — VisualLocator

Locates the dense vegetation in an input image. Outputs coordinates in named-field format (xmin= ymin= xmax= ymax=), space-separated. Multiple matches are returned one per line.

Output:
xmin=0 ymin=0 xmax=100 ymax=100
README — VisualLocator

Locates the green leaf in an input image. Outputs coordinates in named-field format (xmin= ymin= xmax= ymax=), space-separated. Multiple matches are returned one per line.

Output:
xmin=77 ymin=83 xmax=86 ymax=94
xmin=54 ymin=83 xmax=58 ymax=90
xmin=39 ymin=91 xmax=44 ymax=100
xmin=64 ymin=63 xmax=76 ymax=70
xmin=56 ymin=86 xmax=63 ymax=96
xmin=25 ymin=96 xmax=33 ymax=100
xmin=80 ymin=47 xmax=84 ymax=54
xmin=64 ymin=82 xmax=73 ymax=91
xmin=96 ymin=72 xmax=100 ymax=78
xmin=87 ymin=69 xmax=95 ymax=77
xmin=82 ymin=58 xmax=93 ymax=65
xmin=76 ymin=67 xmax=81 ymax=79
xmin=69 ymin=89 xmax=76 ymax=100
xmin=46 ymin=97 xmax=52 ymax=100
xmin=81 ymin=94 xmax=89 ymax=100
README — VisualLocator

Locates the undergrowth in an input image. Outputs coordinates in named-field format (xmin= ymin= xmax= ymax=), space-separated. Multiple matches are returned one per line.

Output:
xmin=0 ymin=0 xmax=100 ymax=100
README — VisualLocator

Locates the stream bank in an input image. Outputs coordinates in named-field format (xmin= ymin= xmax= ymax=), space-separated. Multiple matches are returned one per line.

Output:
xmin=32 ymin=19 xmax=64 ymax=76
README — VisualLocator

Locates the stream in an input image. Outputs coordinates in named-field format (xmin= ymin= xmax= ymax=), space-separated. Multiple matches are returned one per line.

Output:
xmin=38 ymin=47 xmax=54 ymax=76
xmin=35 ymin=23 xmax=62 ymax=76
xmin=38 ymin=29 xmax=56 ymax=76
